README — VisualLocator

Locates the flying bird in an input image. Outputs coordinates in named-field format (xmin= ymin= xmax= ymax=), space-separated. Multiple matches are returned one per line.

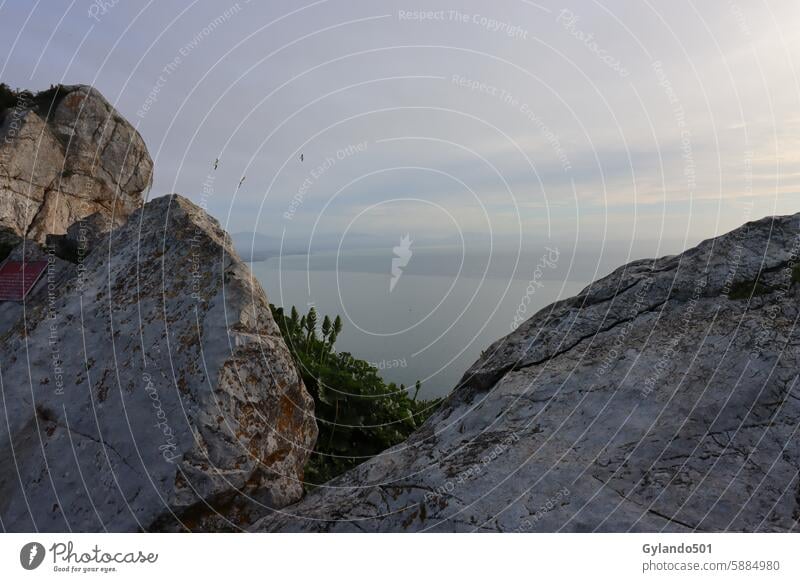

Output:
xmin=213 ymin=158 xmax=219 ymax=170
xmin=300 ymin=153 xmax=304 ymax=162
xmin=237 ymin=176 xmax=246 ymax=189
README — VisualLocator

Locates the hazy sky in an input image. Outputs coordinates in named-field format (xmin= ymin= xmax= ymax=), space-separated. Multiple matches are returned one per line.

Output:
xmin=2 ymin=0 xmax=799 ymax=256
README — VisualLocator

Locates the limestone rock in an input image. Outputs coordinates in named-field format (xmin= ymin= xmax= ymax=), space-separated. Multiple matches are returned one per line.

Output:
xmin=0 ymin=194 xmax=317 ymax=531
xmin=0 ymin=85 xmax=153 ymax=243
xmin=252 ymin=212 xmax=800 ymax=532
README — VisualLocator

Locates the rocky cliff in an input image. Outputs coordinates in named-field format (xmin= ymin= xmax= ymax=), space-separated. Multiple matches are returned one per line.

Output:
xmin=252 ymin=213 xmax=800 ymax=532
xmin=0 ymin=194 xmax=317 ymax=531
xmin=0 ymin=84 xmax=152 ymax=243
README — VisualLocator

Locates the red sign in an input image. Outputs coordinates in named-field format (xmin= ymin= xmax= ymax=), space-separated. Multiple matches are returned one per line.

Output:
xmin=0 ymin=260 xmax=48 ymax=301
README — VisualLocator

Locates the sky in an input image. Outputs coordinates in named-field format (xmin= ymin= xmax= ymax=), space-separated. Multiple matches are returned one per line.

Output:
xmin=2 ymin=0 xmax=799 ymax=260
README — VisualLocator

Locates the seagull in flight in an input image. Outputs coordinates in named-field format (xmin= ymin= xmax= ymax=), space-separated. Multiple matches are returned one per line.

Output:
xmin=300 ymin=153 xmax=304 ymax=162
xmin=213 ymin=158 xmax=219 ymax=170
xmin=237 ymin=176 xmax=246 ymax=190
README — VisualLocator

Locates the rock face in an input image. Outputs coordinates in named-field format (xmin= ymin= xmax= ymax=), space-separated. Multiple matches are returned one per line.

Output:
xmin=253 ymin=213 xmax=800 ymax=532
xmin=0 ymin=84 xmax=152 ymax=243
xmin=0 ymin=194 xmax=317 ymax=531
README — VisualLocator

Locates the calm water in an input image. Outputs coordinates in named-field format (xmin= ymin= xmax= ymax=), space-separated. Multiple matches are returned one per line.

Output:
xmin=250 ymin=248 xmax=588 ymax=399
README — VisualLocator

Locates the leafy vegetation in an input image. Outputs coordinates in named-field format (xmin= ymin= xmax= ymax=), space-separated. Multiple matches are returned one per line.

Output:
xmin=0 ymin=227 xmax=22 ymax=263
xmin=0 ymin=242 xmax=15 ymax=263
xmin=0 ymin=83 xmax=70 ymax=125
xmin=30 ymin=84 xmax=70 ymax=122
xmin=729 ymin=264 xmax=800 ymax=299
xmin=728 ymin=277 xmax=771 ymax=300
xmin=0 ymin=83 xmax=19 ymax=121
xmin=270 ymin=304 xmax=441 ymax=486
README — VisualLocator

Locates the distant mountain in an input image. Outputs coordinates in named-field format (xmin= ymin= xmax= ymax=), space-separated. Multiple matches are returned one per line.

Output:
xmin=231 ymin=231 xmax=289 ymax=261
xmin=231 ymin=230 xmax=415 ymax=262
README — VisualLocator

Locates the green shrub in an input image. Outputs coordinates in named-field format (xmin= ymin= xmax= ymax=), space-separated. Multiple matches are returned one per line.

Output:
xmin=728 ymin=278 xmax=771 ymax=300
xmin=0 ymin=227 xmax=21 ymax=262
xmin=271 ymin=304 xmax=441 ymax=486
xmin=0 ymin=83 xmax=19 ymax=123
xmin=31 ymin=84 xmax=69 ymax=122
xmin=0 ymin=242 xmax=15 ymax=263
xmin=0 ymin=83 xmax=70 ymax=125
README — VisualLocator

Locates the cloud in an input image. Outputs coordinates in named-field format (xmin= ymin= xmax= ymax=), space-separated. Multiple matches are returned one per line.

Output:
xmin=2 ymin=0 xmax=798 ymax=250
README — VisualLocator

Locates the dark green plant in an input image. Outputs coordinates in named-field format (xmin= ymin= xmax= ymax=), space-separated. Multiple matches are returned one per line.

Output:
xmin=0 ymin=227 xmax=22 ymax=262
xmin=31 ymin=84 xmax=69 ymax=122
xmin=728 ymin=278 xmax=771 ymax=300
xmin=305 ymin=307 xmax=317 ymax=344
xmin=320 ymin=315 xmax=332 ymax=359
xmin=0 ymin=83 xmax=70 ymax=125
xmin=271 ymin=304 xmax=441 ymax=486
xmin=0 ymin=241 xmax=15 ymax=263
xmin=0 ymin=83 xmax=19 ymax=122
xmin=792 ymin=264 xmax=800 ymax=285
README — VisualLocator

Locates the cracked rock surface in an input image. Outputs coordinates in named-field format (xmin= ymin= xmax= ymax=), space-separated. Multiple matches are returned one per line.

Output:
xmin=0 ymin=194 xmax=317 ymax=532
xmin=0 ymin=84 xmax=152 ymax=242
xmin=252 ymin=212 xmax=800 ymax=532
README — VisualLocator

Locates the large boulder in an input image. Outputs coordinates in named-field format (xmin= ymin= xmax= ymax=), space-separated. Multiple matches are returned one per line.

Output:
xmin=0 ymin=84 xmax=152 ymax=242
xmin=0 ymin=194 xmax=317 ymax=531
xmin=252 ymin=212 xmax=800 ymax=532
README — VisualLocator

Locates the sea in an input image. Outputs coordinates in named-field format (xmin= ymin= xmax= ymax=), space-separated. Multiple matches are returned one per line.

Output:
xmin=249 ymin=246 xmax=627 ymax=400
